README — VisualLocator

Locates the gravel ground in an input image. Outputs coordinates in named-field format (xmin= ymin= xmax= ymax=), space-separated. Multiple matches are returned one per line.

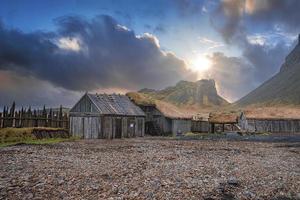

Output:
xmin=0 ymin=138 xmax=299 ymax=200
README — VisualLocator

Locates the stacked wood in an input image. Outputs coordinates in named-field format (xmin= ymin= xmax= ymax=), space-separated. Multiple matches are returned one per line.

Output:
xmin=32 ymin=128 xmax=69 ymax=139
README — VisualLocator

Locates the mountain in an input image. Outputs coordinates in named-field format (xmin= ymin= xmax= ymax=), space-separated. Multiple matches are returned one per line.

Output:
xmin=237 ymin=34 xmax=300 ymax=106
xmin=138 ymin=79 xmax=229 ymax=107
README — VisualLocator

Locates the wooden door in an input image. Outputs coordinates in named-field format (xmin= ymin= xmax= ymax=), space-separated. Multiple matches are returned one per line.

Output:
xmin=115 ymin=118 xmax=122 ymax=138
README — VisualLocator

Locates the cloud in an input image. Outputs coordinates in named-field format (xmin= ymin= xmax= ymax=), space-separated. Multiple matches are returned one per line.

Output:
xmin=208 ymin=0 xmax=300 ymax=101
xmin=245 ymin=0 xmax=300 ymax=32
xmin=0 ymin=15 xmax=196 ymax=93
xmin=56 ymin=37 xmax=81 ymax=51
xmin=211 ymin=0 xmax=300 ymax=43
xmin=0 ymin=70 xmax=81 ymax=108
xmin=210 ymin=0 xmax=245 ymax=43
xmin=198 ymin=36 xmax=224 ymax=50
xmin=242 ymin=39 xmax=293 ymax=83
xmin=205 ymin=52 xmax=256 ymax=102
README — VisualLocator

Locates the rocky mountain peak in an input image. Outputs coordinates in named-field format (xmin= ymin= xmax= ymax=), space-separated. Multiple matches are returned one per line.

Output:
xmin=138 ymin=79 xmax=228 ymax=107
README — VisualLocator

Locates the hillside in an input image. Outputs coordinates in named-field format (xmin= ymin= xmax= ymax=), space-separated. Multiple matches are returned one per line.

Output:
xmin=138 ymin=79 xmax=229 ymax=108
xmin=236 ymin=35 xmax=300 ymax=106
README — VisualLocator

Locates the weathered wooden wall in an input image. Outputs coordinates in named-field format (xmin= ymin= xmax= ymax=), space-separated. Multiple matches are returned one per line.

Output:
xmin=171 ymin=119 xmax=192 ymax=136
xmin=69 ymin=115 xmax=144 ymax=139
xmin=245 ymin=119 xmax=300 ymax=133
xmin=191 ymin=121 xmax=209 ymax=133
xmin=70 ymin=94 xmax=98 ymax=113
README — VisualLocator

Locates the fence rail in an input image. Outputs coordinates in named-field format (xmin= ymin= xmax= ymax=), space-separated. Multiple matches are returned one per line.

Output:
xmin=0 ymin=102 xmax=69 ymax=129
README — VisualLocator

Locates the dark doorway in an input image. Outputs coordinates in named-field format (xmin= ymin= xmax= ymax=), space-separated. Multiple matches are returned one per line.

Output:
xmin=81 ymin=117 xmax=85 ymax=138
xmin=145 ymin=121 xmax=161 ymax=136
xmin=115 ymin=118 xmax=122 ymax=138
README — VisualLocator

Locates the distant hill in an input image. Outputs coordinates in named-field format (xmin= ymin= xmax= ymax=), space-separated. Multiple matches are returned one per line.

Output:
xmin=138 ymin=79 xmax=229 ymax=108
xmin=236 ymin=35 xmax=300 ymax=106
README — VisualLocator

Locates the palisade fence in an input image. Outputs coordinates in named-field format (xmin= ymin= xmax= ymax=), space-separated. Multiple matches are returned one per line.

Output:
xmin=0 ymin=102 xmax=69 ymax=129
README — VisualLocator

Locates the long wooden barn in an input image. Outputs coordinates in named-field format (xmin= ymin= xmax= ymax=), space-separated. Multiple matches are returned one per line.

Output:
xmin=238 ymin=112 xmax=300 ymax=133
xmin=69 ymin=93 xmax=146 ymax=139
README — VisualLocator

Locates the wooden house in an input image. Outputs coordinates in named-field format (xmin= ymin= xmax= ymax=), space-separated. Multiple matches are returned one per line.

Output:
xmin=127 ymin=92 xmax=196 ymax=136
xmin=69 ymin=93 xmax=146 ymax=139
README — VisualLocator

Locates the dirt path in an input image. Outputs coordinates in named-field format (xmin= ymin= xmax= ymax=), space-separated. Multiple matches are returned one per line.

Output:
xmin=0 ymin=138 xmax=299 ymax=199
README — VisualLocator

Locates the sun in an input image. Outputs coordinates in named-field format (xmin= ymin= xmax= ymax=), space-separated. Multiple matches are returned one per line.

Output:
xmin=189 ymin=54 xmax=212 ymax=72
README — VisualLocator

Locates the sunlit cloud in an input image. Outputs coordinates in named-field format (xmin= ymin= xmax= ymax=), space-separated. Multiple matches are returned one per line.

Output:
xmin=137 ymin=32 xmax=161 ymax=48
xmin=247 ymin=34 xmax=266 ymax=46
xmin=245 ymin=0 xmax=271 ymax=14
xmin=57 ymin=37 xmax=81 ymax=51
xmin=247 ymin=32 xmax=297 ymax=48
xmin=198 ymin=37 xmax=224 ymax=50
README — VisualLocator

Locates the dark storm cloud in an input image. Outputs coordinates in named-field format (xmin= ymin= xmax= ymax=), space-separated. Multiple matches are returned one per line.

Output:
xmin=210 ymin=0 xmax=245 ymax=43
xmin=211 ymin=0 xmax=300 ymax=42
xmin=246 ymin=0 xmax=300 ymax=32
xmin=0 ymin=15 xmax=195 ymax=91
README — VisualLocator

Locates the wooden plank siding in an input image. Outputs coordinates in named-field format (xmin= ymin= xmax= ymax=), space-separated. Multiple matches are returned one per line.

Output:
xmin=171 ymin=119 xmax=192 ymax=136
xmin=191 ymin=121 xmax=210 ymax=133
xmin=245 ymin=119 xmax=300 ymax=133
xmin=238 ymin=112 xmax=300 ymax=133
xmin=69 ymin=115 xmax=145 ymax=139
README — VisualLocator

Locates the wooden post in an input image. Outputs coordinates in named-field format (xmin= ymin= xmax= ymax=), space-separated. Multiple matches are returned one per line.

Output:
xmin=3 ymin=106 xmax=7 ymax=128
xmin=42 ymin=105 xmax=47 ymax=127
xmin=59 ymin=105 xmax=63 ymax=128
xmin=222 ymin=124 xmax=225 ymax=132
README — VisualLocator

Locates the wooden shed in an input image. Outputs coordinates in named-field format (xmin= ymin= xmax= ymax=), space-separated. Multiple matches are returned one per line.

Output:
xmin=191 ymin=114 xmax=210 ymax=133
xmin=209 ymin=112 xmax=240 ymax=133
xmin=69 ymin=93 xmax=145 ymax=139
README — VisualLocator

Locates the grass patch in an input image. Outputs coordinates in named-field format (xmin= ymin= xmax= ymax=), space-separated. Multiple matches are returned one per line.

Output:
xmin=0 ymin=127 xmax=77 ymax=148
xmin=0 ymin=127 xmax=34 ymax=144
xmin=180 ymin=132 xmax=225 ymax=139
xmin=184 ymin=132 xmax=199 ymax=137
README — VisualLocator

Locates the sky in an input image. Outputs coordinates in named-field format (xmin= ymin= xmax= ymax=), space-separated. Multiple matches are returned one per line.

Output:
xmin=0 ymin=0 xmax=300 ymax=108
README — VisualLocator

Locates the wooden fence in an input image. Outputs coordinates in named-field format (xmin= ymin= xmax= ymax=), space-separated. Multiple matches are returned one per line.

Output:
xmin=0 ymin=102 xmax=69 ymax=129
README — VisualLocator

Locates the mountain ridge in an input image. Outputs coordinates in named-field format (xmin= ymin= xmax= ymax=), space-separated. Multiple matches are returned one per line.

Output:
xmin=138 ymin=79 xmax=229 ymax=108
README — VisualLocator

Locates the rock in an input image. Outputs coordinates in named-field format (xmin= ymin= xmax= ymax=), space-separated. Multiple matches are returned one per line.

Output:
xmin=91 ymin=184 xmax=100 ymax=190
xmin=58 ymin=179 xmax=64 ymax=185
xmin=227 ymin=177 xmax=239 ymax=187
xmin=243 ymin=191 xmax=255 ymax=198
xmin=25 ymin=193 xmax=34 ymax=199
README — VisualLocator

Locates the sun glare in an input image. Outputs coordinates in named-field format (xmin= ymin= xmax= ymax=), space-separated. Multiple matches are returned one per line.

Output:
xmin=189 ymin=54 xmax=212 ymax=72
